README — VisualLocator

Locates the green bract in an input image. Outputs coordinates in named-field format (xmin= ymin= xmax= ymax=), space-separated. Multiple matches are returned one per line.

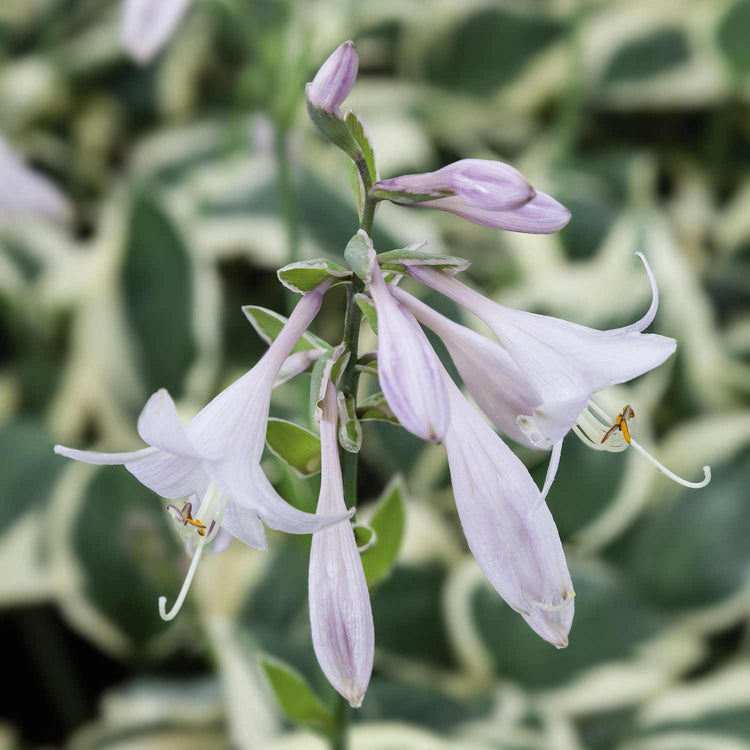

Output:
xmin=276 ymin=258 xmax=351 ymax=295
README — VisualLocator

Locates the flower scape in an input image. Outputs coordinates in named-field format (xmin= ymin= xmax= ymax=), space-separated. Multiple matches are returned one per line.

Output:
xmin=54 ymin=40 xmax=712 ymax=713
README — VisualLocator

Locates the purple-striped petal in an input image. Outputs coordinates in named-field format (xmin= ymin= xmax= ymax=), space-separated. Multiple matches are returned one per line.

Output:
xmin=309 ymin=383 xmax=374 ymax=706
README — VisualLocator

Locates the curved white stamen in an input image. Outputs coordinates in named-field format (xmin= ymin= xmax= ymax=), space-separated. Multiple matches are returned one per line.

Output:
xmin=159 ymin=534 xmax=208 ymax=621
xmin=629 ymin=440 xmax=711 ymax=489
xmin=573 ymin=408 xmax=628 ymax=452
xmin=587 ymin=400 xmax=712 ymax=489
xmin=159 ymin=483 xmax=227 ymax=621
xmin=352 ymin=522 xmax=377 ymax=553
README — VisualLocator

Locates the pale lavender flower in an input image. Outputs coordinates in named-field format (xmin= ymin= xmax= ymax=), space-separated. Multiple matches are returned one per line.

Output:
xmin=121 ymin=0 xmax=192 ymax=65
xmin=443 ymin=374 xmax=574 ymax=647
xmin=408 ymin=255 xmax=675 ymax=450
xmin=0 ymin=135 xmax=70 ymax=220
xmin=367 ymin=258 xmax=450 ymax=443
xmin=309 ymin=382 xmax=374 ymax=707
xmin=306 ymin=40 xmax=358 ymax=116
xmin=372 ymin=160 xmax=570 ymax=233
xmin=394 ymin=314 xmax=575 ymax=646
xmin=404 ymin=255 xmax=710 ymax=494
xmin=55 ymin=281 xmax=352 ymax=620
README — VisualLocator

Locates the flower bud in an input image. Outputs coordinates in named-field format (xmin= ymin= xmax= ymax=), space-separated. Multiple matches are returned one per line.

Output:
xmin=372 ymin=159 xmax=571 ymax=234
xmin=306 ymin=40 xmax=358 ymax=115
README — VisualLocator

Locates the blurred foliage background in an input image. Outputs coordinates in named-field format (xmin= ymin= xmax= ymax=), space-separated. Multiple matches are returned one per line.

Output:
xmin=2 ymin=0 xmax=750 ymax=748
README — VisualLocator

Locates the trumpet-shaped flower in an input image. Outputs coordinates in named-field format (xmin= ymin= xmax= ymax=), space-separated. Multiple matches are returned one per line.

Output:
xmin=367 ymin=260 xmax=450 ymax=443
xmin=121 ymin=0 xmax=192 ymax=64
xmin=306 ymin=40 xmax=358 ymax=116
xmin=443 ymin=374 xmax=575 ymax=647
xmin=309 ymin=382 xmax=374 ymax=707
xmin=403 ymin=255 xmax=710 ymax=493
xmin=395 ymin=316 xmax=574 ymax=646
xmin=408 ymin=255 xmax=675 ymax=449
xmin=372 ymin=161 xmax=570 ymax=234
xmin=55 ymin=281 xmax=352 ymax=620
xmin=0 ymin=136 xmax=70 ymax=220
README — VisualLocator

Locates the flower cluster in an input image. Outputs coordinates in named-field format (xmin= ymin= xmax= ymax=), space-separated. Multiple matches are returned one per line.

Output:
xmin=54 ymin=40 xmax=711 ymax=712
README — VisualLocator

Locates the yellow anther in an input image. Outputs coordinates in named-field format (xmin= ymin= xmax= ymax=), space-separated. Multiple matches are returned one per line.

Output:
xmin=601 ymin=404 xmax=635 ymax=445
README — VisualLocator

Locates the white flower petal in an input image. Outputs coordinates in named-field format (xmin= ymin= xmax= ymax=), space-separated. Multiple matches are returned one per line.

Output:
xmin=309 ymin=383 xmax=373 ymax=707
xmin=444 ymin=378 xmax=574 ymax=648
xmin=368 ymin=263 xmax=449 ymax=443
xmin=391 ymin=287 xmax=538 ymax=445
xmin=137 ymin=388 xmax=214 ymax=459
xmin=220 ymin=502 xmax=268 ymax=550
xmin=410 ymin=264 xmax=676 ymax=443
xmin=251 ymin=468 xmax=353 ymax=535
xmin=121 ymin=0 xmax=192 ymax=64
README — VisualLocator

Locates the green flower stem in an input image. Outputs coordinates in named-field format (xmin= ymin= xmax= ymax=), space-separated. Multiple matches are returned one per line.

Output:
xmin=339 ymin=184 xmax=376 ymax=509
xmin=331 ymin=161 xmax=378 ymax=750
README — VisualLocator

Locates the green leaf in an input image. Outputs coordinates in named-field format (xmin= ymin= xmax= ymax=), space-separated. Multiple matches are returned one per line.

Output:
xmin=243 ymin=306 xmax=330 ymax=353
xmin=425 ymin=8 xmax=565 ymax=95
xmin=717 ymin=0 xmax=750 ymax=73
xmin=608 ymin=446 xmax=750 ymax=610
xmin=470 ymin=559 xmax=667 ymax=689
xmin=344 ymin=231 xmax=375 ymax=282
xmin=265 ymin=419 xmax=321 ymax=478
xmin=259 ymin=655 xmax=335 ymax=734
xmin=377 ymin=246 xmax=470 ymax=275
xmin=602 ymin=28 xmax=690 ymax=84
xmin=0 ymin=420 xmax=63 ymax=534
xmin=371 ymin=562 xmax=455 ymax=667
xmin=345 ymin=111 xmax=378 ymax=184
xmin=306 ymin=99 xmax=365 ymax=165
xmin=276 ymin=258 xmax=351 ymax=295
xmin=361 ymin=478 xmax=406 ymax=588
xmin=73 ymin=467 xmax=182 ymax=648
xmin=122 ymin=190 xmax=196 ymax=396
xmin=354 ymin=292 xmax=378 ymax=334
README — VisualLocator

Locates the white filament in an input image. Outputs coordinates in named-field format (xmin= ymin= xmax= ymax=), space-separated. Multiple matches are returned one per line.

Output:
xmin=528 ymin=439 xmax=563 ymax=516
xmin=584 ymin=400 xmax=711 ymax=489
xmin=159 ymin=483 xmax=227 ymax=621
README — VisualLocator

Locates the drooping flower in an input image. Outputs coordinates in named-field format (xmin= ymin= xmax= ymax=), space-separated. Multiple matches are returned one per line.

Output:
xmin=390 ymin=312 xmax=574 ymax=646
xmin=0 ymin=135 xmax=70 ymax=220
xmin=443 ymin=373 xmax=575 ymax=647
xmin=408 ymin=255 xmax=675 ymax=450
xmin=121 ymin=0 xmax=192 ymax=65
xmin=55 ymin=281 xmax=352 ymax=620
xmin=305 ymin=40 xmax=359 ymax=116
xmin=309 ymin=382 xmax=374 ymax=707
xmin=401 ymin=254 xmax=710 ymax=492
xmin=367 ymin=258 xmax=450 ymax=443
xmin=371 ymin=161 xmax=570 ymax=233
